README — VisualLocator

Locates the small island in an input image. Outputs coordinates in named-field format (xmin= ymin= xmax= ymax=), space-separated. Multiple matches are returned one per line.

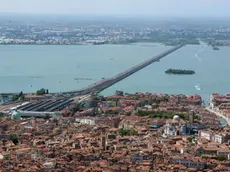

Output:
xmin=165 ymin=69 xmax=195 ymax=75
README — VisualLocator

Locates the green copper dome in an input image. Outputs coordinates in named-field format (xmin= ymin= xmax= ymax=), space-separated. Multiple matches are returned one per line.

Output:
xmin=11 ymin=111 xmax=21 ymax=120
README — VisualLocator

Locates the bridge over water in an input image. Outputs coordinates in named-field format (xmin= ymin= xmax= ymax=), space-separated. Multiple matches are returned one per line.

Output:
xmin=66 ymin=44 xmax=184 ymax=96
xmin=1 ymin=45 xmax=184 ymax=113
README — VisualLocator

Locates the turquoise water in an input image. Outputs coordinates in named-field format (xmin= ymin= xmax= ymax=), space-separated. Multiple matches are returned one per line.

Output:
xmin=0 ymin=43 xmax=230 ymax=100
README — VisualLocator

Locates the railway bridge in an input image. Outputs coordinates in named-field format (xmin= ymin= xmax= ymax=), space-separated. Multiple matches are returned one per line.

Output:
xmin=67 ymin=44 xmax=184 ymax=96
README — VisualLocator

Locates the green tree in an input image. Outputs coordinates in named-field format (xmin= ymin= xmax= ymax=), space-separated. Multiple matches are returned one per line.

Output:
xmin=10 ymin=134 xmax=19 ymax=145
xmin=71 ymin=103 xmax=84 ymax=114
xmin=187 ymin=137 xmax=193 ymax=142
xmin=19 ymin=91 xmax=25 ymax=100
xmin=18 ymin=91 xmax=23 ymax=97
xmin=36 ymin=88 xmax=46 ymax=95
xmin=12 ymin=95 xmax=18 ymax=101
xmin=118 ymin=128 xmax=130 ymax=136
xmin=130 ymin=129 xmax=137 ymax=135
xmin=12 ymin=91 xmax=25 ymax=101
xmin=126 ymin=112 xmax=131 ymax=116
xmin=216 ymin=155 xmax=226 ymax=161
xmin=118 ymin=128 xmax=137 ymax=136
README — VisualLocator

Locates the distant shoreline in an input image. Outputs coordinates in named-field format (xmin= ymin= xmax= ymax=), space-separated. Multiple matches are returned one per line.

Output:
xmin=0 ymin=41 xmax=196 ymax=46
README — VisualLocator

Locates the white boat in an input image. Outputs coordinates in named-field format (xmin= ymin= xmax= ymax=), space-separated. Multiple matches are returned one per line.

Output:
xmin=195 ymin=85 xmax=201 ymax=91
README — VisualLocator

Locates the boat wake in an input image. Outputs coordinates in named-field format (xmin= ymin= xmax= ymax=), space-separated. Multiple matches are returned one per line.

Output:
xmin=194 ymin=44 xmax=205 ymax=62
xmin=194 ymin=54 xmax=202 ymax=61
xmin=195 ymin=84 xmax=201 ymax=91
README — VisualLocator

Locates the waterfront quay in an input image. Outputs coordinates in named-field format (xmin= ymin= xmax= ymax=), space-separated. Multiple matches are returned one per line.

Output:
xmin=206 ymin=107 xmax=230 ymax=126
xmin=207 ymin=93 xmax=230 ymax=126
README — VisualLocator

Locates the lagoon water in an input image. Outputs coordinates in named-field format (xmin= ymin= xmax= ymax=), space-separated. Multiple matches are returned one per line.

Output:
xmin=0 ymin=43 xmax=230 ymax=101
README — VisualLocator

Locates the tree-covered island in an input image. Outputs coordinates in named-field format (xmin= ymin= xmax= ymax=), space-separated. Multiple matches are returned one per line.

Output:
xmin=165 ymin=69 xmax=195 ymax=75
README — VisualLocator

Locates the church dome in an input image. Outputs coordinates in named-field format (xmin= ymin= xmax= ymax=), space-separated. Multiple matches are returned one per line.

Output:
xmin=173 ymin=115 xmax=180 ymax=121
xmin=11 ymin=111 xmax=21 ymax=120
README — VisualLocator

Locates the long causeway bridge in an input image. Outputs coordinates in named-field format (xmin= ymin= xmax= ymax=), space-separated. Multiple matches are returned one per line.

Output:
xmin=67 ymin=44 xmax=184 ymax=96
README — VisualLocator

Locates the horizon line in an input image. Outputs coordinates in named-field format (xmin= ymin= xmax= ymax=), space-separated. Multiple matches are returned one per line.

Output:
xmin=0 ymin=12 xmax=230 ymax=19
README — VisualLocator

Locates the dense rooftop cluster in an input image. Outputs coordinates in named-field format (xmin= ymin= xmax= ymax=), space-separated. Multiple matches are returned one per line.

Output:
xmin=1 ymin=91 xmax=229 ymax=171
xmin=211 ymin=93 xmax=230 ymax=114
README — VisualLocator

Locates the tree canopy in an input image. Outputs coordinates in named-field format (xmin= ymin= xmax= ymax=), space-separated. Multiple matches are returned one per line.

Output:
xmin=165 ymin=69 xmax=195 ymax=75
xmin=10 ymin=134 xmax=19 ymax=145
xmin=216 ymin=155 xmax=226 ymax=161
xmin=12 ymin=91 xmax=25 ymax=101
xmin=36 ymin=88 xmax=49 ymax=95
xmin=137 ymin=110 xmax=189 ymax=120
xmin=118 ymin=128 xmax=137 ymax=136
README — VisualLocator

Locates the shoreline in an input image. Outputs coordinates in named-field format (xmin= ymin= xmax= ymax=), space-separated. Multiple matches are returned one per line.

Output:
xmin=1 ymin=42 xmax=229 ymax=47
xmin=0 ymin=41 xmax=193 ymax=46
xmin=0 ymin=91 xmax=224 ymax=100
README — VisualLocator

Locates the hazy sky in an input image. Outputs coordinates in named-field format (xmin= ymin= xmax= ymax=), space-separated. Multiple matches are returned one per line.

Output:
xmin=0 ymin=0 xmax=230 ymax=17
